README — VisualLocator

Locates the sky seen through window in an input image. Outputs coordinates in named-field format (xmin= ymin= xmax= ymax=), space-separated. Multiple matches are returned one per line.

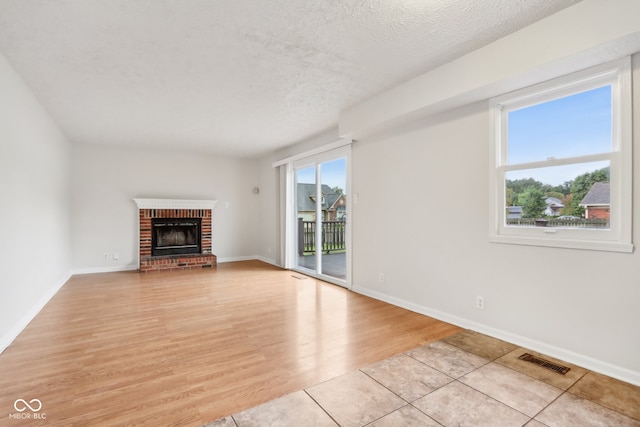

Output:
xmin=506 ymin=85 xmax=611 ymax=186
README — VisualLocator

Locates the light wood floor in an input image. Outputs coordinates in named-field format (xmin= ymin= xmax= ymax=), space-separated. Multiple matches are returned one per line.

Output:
xmin=0 ymin=261 xmax=460 ymax=426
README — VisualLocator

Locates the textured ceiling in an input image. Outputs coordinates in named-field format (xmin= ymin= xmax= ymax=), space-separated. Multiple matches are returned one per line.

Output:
xmin=0 ymin=0 xmax=580 ymax=158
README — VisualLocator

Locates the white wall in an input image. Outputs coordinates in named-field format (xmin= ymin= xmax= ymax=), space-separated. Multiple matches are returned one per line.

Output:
xmin=0 ymin=53 xmax=72 ymax=351
xmin=256 ymin=157 xmax=279 ymax=265
xmin=350 ymin=90 xmax=640 ymax=384
xmin=257 ymin=2 xmax=640 ymax=385
xmin=71 ymin=143 xmax=260 ymax=272
xmin=259 ymin=63 xmax=640 ymax=385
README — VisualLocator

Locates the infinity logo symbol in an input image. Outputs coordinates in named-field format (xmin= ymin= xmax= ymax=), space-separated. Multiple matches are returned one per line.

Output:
xmin=14 ymin=399 xmax=42 ymax=412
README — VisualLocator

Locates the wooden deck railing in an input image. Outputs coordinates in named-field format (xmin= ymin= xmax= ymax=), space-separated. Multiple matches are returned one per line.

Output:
xmin=298 ymin=219 xmax=346 ymax=254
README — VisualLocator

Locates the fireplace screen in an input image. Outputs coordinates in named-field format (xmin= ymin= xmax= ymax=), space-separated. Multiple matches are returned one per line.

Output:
xmin=151 ymin=218 xmax=201 ymax=256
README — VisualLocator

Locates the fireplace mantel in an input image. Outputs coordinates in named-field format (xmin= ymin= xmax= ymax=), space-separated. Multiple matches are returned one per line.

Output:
xmin=134 ymin=198 xmax=218 ymax=210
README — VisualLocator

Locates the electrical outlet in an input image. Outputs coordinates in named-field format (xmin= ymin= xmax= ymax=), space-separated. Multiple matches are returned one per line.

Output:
xmin=103 ymin=253 xmax=109 ymax=260
xmin=379 ymin=273 xmax=385 ymax=283
xmin=476 ymin=296 xmax=485 ymax=310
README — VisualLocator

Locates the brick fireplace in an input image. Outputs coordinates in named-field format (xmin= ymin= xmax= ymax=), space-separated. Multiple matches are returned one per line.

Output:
xmin=134 ymin=199 xmax=217 ymax=272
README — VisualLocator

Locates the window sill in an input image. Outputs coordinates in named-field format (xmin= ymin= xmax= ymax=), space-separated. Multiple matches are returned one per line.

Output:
xmin=489 ymin=234 xmax=633 ymax=253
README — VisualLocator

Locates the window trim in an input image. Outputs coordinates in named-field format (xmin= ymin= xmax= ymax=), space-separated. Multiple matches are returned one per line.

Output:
xmin=489 ymin=57 xmax=633 ymax=253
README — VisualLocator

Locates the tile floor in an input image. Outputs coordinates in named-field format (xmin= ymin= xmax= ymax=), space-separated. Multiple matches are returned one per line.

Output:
xmin=203 ymin=330 xmax=640 ymax=427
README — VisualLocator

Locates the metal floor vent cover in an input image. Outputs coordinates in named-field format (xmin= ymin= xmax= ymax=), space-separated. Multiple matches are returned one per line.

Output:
xmin=518 ymin=353 xmax=571 ymax=375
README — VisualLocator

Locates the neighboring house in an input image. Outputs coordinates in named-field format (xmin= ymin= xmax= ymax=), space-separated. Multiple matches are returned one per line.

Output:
xmin=544 ymin=197 xmax=564 ymax=216
xmin=507 ymin=206 xmax=523 ymax=219
xmin=297 ymin=184 xmax=347 ymax=221
xmin=579 ymin=182 xmax=610 ymax=219
xmin=507 ymin=198 xmax=561 ymax=219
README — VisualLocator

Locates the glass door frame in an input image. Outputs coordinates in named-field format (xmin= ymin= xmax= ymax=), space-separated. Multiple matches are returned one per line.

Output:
xmin=285 ymin=145 xmax=351 ymax=288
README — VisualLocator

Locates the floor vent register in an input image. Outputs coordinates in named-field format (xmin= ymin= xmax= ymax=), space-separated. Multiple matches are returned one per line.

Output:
xmin=518 ymin=353 xmax=571 ymax=375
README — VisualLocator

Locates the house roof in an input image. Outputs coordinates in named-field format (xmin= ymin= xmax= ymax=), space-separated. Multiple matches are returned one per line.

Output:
xmin=297 ymin=184 xmax=341 ymax=212
xmin=507 ymin=206 xmax=523 ymax=219
xmin=579 ymin=182 xmax=610 ymax=206
xmin=328 ymin=194 xmax=346 ymax=211
xmin=545 ymin=197 xmax=564 ymax=208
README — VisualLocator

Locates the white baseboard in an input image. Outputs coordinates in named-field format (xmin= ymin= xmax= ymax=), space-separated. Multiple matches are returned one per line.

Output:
xmin=71 ymin=264 xmax=138 ymax=275
xmin=0 ymin=271 xmax=72 ymax=354
xmin=255 ymin=256 xmax=279 ymax=267
xmin=217 ymin=255 xmax=279 ymax=266
xmin=217 ymin=255 xmax=259 ymax=263
xmin=351 ymin=285 xmax=640 ymax=387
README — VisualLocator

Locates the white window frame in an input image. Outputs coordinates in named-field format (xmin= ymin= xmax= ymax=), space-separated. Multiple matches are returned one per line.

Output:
xmin=489 ymin=57 xmax=633 ymax=253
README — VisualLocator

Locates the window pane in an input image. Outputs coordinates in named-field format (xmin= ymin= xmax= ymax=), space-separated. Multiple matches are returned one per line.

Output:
xmin=507 ymin=86 xmax=612 ymax=164
xmin=296 ymin=166 xmax=316 ymax=271
xmin=505 ymin=161 xmax=610 ymax=229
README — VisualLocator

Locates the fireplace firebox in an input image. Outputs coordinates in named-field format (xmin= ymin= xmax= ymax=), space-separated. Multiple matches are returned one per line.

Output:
xmin=152 ymin=218 xmax=201 ymax=256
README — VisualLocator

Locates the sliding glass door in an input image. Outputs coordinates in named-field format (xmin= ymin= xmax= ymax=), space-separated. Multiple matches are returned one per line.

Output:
xmin=292 ymin=148 xmax=350 ymax=286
